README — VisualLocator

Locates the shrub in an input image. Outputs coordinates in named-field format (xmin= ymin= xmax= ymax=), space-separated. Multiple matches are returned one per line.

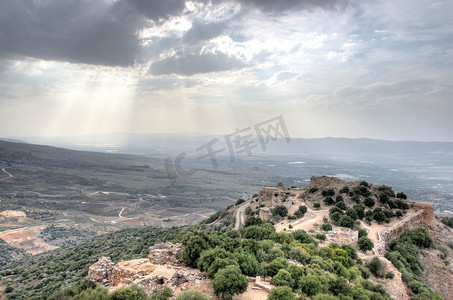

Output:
xmin=273 ymin=269 xmax=295 ymax=288
xmin=309 ymin=187 xmax=319 ymax=193
xmin=320 ymin=223 xmax=332 ymax=232
xmin=364 ymin=197 xmax=375 ymax=208
xmin=335 ymin=195 xmax=344 ymax=203
xmin=367 ymin=257 xmax=382 ymax=277
xmin=385 ymin=272 xmax=395 ymax=279
xmin=109 ymin=285 xmax=149 ymax=300
xmin=338 ymin=215 xmax=355 ymax=229
xmin=351 ymin=195 xmax=361 ymax=204
xmin=360 ymin=181 xmax=369 ymax=187
xmin=335 ymin=201 xmax=347 ymax=211
xmin=330 ymin=211 xmax=343 ymax=222
xmin=299 ymin=275 xmax=324 ymax=296
xmin=298 ymin=206 xmax=307 ymax=214
xmin=324 ymin=197 xmax=335 ymax=205
xmin=346 ymin=208 xmax=358 ymax=220
xmin=340 ymin=186 xmax=350 ymax=194
xmin=379 ymin=193 xmax=389 ymax=204
xmin=268 ymin=286 xmax=297 ymax=300
xmin=358 ymin=229 xmax=368 ymax=238
xmin=313 ymin=202 xmax=321 ymax=208
xmin=441 ymin=217 xmax=453 ymax=228
xmin=353 ymin=186 xmax=371 ymax=197
xmin=272 ymin=206 xmax=288 ymax=217
xmin=236 ymin=199 xmax=245 ymax=205
xmin=315 ymin=233 xmax=326 ymax=241
xmin=358 ymin=237 xmax=374 ymax=252
xmin=176 ymin=289 xmax=210 ymax=300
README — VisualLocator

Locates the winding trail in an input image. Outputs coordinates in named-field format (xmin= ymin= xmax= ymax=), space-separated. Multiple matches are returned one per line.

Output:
xmin=0 ymin=168 xmax=13 ymax=181
xmin=119 ymin=207 xmax=125 ymax=218
xmin=235 ymin=200 xmax=252 ymax=230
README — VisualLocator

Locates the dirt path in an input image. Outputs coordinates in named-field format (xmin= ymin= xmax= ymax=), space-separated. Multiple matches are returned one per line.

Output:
xmin=0 ymin=167 xmax=13 ymax=181
xmin=235 ymin=200 xmax=252 ymax=230
xmin=119 ymin=207 xmax=125 ymax=218
xmin=275 ymin=208 xmax=329 ymax=233
xmin=363 ymin=210 xmax=419 ymax=244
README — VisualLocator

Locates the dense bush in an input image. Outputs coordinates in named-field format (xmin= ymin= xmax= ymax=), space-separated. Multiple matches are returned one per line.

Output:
xmin=272 ymin=206 xmax=288 ymax=217
xmin=320 ymin=223 xmax=332 ymax=232
xmin=176 ymin=289 xmax=210 ymax=300
xmin=358 ymin=237 xmax=374 ymax=252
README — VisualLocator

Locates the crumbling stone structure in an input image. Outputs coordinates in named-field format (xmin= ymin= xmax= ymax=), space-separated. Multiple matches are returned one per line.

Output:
xmin=148 ymin=243 xmax=184 ymax=266
xmin=88 ymin=257 xmax=115 ymax=286
xmin=258 ymin=207 xmax=272 ymax=221
xmin=373 ymin=202 xmax=435 ymax=256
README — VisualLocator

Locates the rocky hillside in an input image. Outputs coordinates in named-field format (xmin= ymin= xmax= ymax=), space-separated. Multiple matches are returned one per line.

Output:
xmin=1 ymin=176 xmax=453 ymax=300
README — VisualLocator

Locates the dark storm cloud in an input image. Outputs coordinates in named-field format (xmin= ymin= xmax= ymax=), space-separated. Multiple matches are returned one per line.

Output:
xmin=236 ymin=0 xmax=349 ymax=13
xmin=0 ymin=0 xmax=194 ymax=67
xmin=149 ymin=52 xmax=246 ymax=76
xmin=0 ymin=0 xmax=144 ymax=67
xmin=127 ymin=0 xmax=186 ymax=22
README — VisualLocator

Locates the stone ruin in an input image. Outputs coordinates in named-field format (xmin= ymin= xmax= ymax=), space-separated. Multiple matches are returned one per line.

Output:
xmin=88 ymin=256 xmax=115 ymax=286
xmin=88 ymin=242 xmax=206 ymax=294
xmin=148 ymin=243 xmax=184 ymax=266
xmin=258 ymin=182 xmax=291 ymax=204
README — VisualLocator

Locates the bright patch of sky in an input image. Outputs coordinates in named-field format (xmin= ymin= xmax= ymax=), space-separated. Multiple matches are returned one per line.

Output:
xmin=0 ymin=0 xmax=452 ymax=141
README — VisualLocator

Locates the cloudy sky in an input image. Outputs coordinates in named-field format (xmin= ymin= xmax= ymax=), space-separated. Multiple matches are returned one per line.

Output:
xmin=0 ymin=0 xmax=452 ymax=142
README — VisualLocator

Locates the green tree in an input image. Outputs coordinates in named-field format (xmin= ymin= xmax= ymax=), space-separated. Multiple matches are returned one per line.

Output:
xmin=183 ymin=235 xmax=209 ymax=267
xmin=241 ymin=224 xmax=275 ymax=241
xmin=358 ymin=236 xmax=374 ymax=252
xmin=198 ymin=247 xmax=230 ymax=272
xmin=364 ymin=197 xmax=375 ymax=208
xmin=233 ymin=251 xmax=260 ymax=276
xmin=265 ymin=257 xmax=289 ymax=277
xmin=273 ymin=269 xmax=294 ymax=288
xmin=213 ymin=265 xmax=248 ymax=300
xmin=272 ymin=206 xmax=288 ymax=217
xmin=340 ymin=186 xmax=350 ymax=194
xmin=267 ymin=286 xmax=297 ymax=300
xmin=299 ymin=274 xmax=323 ymax=296
xmin=338 ymin=215 xmax=355 ymax=229
xmin=207 ymin=257 xmax=239 ymax=279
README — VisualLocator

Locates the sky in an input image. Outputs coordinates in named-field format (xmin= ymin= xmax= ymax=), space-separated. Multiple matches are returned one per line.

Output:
xmin=0 ymin=0 xmax=452 ymax=142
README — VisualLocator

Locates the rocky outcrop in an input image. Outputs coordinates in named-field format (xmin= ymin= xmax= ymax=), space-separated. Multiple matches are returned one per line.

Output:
xmin=88 ymin=257 xmax=115 ymax=286
xmin=148 ymin=243 xmax=183 ymax=266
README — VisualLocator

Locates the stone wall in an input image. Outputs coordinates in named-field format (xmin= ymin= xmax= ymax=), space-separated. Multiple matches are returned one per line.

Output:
xmin=373 ymin=210 xmax=427 ymax=256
